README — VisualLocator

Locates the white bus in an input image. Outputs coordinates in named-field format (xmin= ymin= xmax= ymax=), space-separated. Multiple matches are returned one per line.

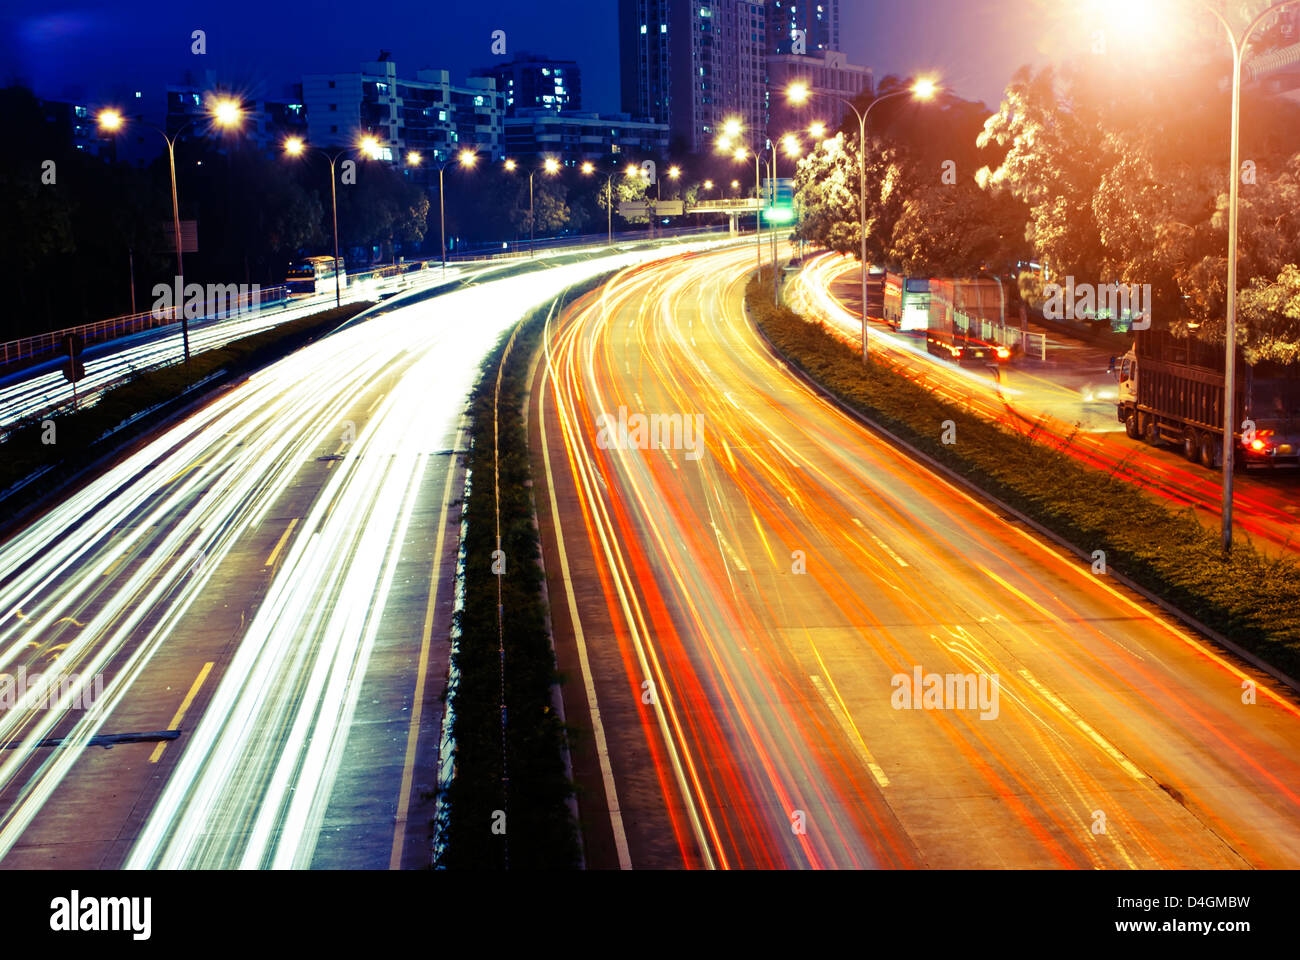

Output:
xmin=285 ymin=256 xmax=346 ymax=297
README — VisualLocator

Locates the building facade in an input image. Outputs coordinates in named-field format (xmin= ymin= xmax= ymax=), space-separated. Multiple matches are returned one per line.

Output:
xmin=621 ymin=0 xmax=768 ymax=154
xmin=766 ymin=50 xmax=873 ymax=135
xmin=301 ymin=60 xmax=505 ymax=162
xmin=474 ymin=53 xmax=581 ymax=115
xmin=766 ymin=0 xmax=839 ymax=55
xmin=503 ymin=109 xmax=668 ymax=161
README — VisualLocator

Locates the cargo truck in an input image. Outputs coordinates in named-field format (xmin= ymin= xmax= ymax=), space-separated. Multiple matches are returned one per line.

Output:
xmin=1116 ymin=329 xmax=1300 ymax=470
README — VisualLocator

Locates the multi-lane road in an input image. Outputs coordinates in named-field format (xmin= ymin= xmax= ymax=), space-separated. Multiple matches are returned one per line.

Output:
xmin=0 ymin=236 xmax=735 ymax=868
xmin=534 ymin=244 xmax=1300 ymax=868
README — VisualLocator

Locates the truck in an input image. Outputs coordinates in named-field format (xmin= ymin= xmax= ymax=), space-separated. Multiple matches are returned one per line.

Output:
xmin=1116 ymin=329 xmax=1300 ymax=470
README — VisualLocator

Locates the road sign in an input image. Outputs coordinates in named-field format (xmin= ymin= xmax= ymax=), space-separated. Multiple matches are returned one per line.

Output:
xmin=619 ymin=200 xmax=685 ymax=218
xmin=62 ymin=334 xmax=85 ymax=385
xmin=163 ymin=220 xmax=199 ymax=254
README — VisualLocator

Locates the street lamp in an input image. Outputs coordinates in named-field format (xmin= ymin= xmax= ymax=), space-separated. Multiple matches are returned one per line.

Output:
xmin=505 ymin=157 xmax=561 ymax=256
xmin=788 ymin=76 xmax=939 ymax=360
xmin=421 ymin=148 xmax=478 ymax=274
xmin=1082 ymin=0 xmax=1295 ymax=551
xmin=720 ymin=122 xmax=768 ymax=288
xmin=582 ymin=159 xmax=621 ymax=246
xmin=98 ymin=97 xmax=244 ymax=366
xmin=1197 ymin=0 xmax=1296 ymax=551
xmin=283 ymin=134 xmax=379 ymax=307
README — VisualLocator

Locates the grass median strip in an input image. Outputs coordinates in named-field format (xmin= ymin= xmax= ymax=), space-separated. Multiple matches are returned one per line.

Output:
xmin=747 ymin=275 xmax=1300 ymax=679
xmin=437 ymin=274 xmax=612 ymax=869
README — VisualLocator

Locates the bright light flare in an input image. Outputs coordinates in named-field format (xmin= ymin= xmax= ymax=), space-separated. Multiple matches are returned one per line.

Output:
xmin=283 ymin=136 xmax=305 ymax=156
xmin=406 ymin=151 xmax=422 ymax=166
xmin=912 ymin=78 xmax=939 ymax=100
xmin=723 ymin=118 xmax=743 ymax=138
xmin=97 ymin=109 xmax=124 ymax=131
xmin=808 ymin=121 xmax=827 ymax=139
xmin=359 ymin=135 xmax=381 ymax=159
xmin=581 ymin=161 xmax=595 ymax=174
xmin=544 ymin=157 xmax=561 ymax=174
xmin=458 ymin=149 xmax=478 ymax=168
xmin=211 ymin=98 xmax=243 ymax=128
xmin=668 ymin=165 xmax=681 ymax=179
xmin=787 ymin=82 xmax=811 ymax=104
xmin=504 ymin=158 xmax=518 ymax=171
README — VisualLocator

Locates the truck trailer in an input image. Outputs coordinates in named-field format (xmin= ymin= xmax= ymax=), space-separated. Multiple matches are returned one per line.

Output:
xmin=1116 ymin=329 xmax=1300 ymax=470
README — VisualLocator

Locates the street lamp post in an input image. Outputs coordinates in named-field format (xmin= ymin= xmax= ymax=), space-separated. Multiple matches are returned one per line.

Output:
xmin=506 ymin=157 xmax=561 ymax=257
xmin=1195 ymin=0 xmax=1297 ymax=551
xmin=582 ymin=160 xmax=618 ymax=246
xmin=787 ymin=78 xmax=937 ymax=360
xmin=284 ymin=135 xmax=381 ymax=307
xmin=98 ymin=98 xmax=244 ymax=366
xmin=414 ymin=149 xmax=478 ymax=275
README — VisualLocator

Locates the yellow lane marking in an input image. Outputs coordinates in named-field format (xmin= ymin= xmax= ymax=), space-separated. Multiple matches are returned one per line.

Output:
xmin=264 ymin=518 xmax=300 ymax=568
xmin=150 ymin=661 xmax=214 ymax=763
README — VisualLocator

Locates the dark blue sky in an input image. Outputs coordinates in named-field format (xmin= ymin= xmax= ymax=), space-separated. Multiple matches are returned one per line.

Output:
xmin=2 ymin=1 xmax=1054 ymax=114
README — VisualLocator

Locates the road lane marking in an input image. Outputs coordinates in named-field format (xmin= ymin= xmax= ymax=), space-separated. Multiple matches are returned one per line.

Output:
xmin=150 ymin=662 xmax=214 ymax=763
xmin=540 ymin=335 xmax=633 ymax=869
xmin=1016 ymin=668 xmax=1147 ymax=781
xmin=390 ymin=427 xmax=464 ymax=870
xmin=264 ymin=518 xmax=300 ymax=568
xmin=809 ymin=673 xmax=890 ymax=788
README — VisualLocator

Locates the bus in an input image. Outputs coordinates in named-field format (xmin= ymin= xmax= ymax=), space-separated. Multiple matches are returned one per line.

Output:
xmin=882 ymin=272 xmax=930 ymax=330
xmin=285 ymin=256 xmax=346 ymax=297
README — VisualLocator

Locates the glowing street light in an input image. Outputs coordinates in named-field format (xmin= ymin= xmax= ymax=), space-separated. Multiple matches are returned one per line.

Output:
xmin=282 ymin=134 xmax=382 ymax=305
xmin=786 ymin=75 xmax=941 ymax=360
xmin=506 ymin=157 xmax=563 ymax=256
xmin=97 ymin=95 xmax=246 ymax=365
xmin=581 ymin=160 xmax=628 ymax=246
xmin=421 ymin=148 xmax=482 ymax=274
xmin=808 ymin=121 xmax=827 ymax=139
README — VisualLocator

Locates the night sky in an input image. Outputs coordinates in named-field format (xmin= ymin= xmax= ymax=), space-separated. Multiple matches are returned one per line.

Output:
xmin=3 ymin=1 xmax=1089 ymax=115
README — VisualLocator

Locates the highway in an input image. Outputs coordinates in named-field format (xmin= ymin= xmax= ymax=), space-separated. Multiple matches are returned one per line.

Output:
xmin=790 ymin=252 xmax=1300 ymax=554
xmin=0 ymin=235 xmax=737 ymax=868
xmin=534 ymin=244 xmax=1300 ymax=868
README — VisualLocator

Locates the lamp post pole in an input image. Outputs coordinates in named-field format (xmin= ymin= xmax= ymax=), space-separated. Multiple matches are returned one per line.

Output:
xmin=1197 ymin=0 xmax=1296 ymax=551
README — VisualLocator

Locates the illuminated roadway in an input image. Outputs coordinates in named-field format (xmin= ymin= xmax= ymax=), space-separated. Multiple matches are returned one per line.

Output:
xmin=0 ymin=235 xmax=736 ymax=868
xmin=534 ymin=244 xmax=1300 ymax=868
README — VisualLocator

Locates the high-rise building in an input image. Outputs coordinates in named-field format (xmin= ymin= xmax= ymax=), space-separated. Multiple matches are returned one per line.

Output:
xmin=620 ymin=0 xmax=767 ymax=154
xmin=766 ymin=0 xmax=838 ymax=55
xmin=301 ymin=60 xmax=505 ymax=162
xmin=474 ymin=53 xmax=581 ymax=116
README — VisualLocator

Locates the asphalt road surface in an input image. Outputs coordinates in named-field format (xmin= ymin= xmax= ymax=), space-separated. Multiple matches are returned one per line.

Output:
xmin=533 ymin=244 xmax=1300 ymax=869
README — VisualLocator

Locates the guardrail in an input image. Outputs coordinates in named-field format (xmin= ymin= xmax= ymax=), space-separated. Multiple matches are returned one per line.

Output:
xmin=0 ymin=285 xmax=291 ymax=371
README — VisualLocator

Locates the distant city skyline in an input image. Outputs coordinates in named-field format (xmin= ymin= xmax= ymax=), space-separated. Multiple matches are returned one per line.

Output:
xmin=2 ymin=2 xmax=1070 ymax=118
